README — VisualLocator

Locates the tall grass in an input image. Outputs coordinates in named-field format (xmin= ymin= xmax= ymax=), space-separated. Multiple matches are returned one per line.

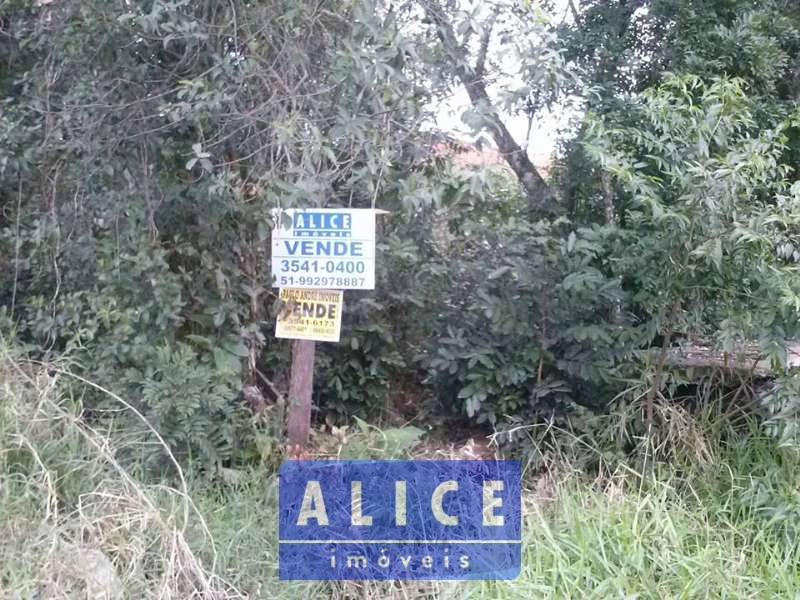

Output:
xmin=188 ymin=406 xmax=800 ymax=599
xmin=2 ymin=346 xmax=799 ymax=599
xmin=0 ymin=348 xmax=244 ymax=598
xmin=468 ymin=440 xmax=800 ymax=598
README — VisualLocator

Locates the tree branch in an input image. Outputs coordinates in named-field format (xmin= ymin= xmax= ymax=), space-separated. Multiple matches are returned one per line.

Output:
xmin=567 ymin=0 xmax=581 ymax=23
xmin=255 ymin=368 xmax=286 ymax=406
xmin=474 ymin=8 xmax=498 ymax=81
xmin=424 ymin=0 xmax=557 ymax=212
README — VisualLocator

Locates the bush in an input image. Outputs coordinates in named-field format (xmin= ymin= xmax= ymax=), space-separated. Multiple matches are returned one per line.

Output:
xmin=414 ymin=206 xmax=630 ymax=424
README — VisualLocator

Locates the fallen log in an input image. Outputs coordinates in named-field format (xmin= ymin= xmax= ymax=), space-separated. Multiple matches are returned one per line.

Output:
xmin=663 ymin=341 xmax=800 ymax=379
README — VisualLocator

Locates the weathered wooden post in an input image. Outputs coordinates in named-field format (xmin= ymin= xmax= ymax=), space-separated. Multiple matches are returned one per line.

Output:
xmin=286 ymin=339 xmax=316 ymax=452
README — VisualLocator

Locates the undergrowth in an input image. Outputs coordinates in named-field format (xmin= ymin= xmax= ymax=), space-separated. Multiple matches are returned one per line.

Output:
xmin=2 ymin=346 xmax=799 ymax=599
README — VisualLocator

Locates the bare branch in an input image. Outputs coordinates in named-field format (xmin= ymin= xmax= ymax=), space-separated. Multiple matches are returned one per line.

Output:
xmin=255 ymin=368 xmax=286 ymax=406
xmin=567 ymin=0 xmax=580 ymax=23
xmin=474 ymin=8 xmax=499 ymax=80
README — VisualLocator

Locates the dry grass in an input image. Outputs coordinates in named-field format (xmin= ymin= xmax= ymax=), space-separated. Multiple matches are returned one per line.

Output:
xmin=0 ymin=350 xmax=245 ymax=599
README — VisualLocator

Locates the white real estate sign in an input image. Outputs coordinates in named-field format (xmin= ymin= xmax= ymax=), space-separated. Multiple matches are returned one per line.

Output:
xmin=271 ymin=208 xmax=376 ymax=290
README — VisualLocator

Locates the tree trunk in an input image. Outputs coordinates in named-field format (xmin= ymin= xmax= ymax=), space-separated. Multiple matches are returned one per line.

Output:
xmin=458 ymin=78 xmax=556 ymax=211
xmin=646 ymin=306 xmax=677 ymax=430
xmin=602 ymin=172 xmax=616 ymax=226
xmin=423 ymin=0 xmax=557 ymax=212
xmin=286 ymin=339 xmax=316 ymax=452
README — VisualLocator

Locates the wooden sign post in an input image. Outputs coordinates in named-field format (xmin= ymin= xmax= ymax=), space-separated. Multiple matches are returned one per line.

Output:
xmin=286 ymin=339 xmax=316 ymax=452
xmin=271 ymin=208 xmax=382 ymax=451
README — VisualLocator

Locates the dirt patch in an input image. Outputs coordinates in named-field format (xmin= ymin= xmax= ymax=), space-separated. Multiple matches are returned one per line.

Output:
xmin=415 ymin=435 xmax=499 ymax=460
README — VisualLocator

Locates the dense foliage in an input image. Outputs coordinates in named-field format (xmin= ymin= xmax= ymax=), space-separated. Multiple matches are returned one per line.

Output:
xmin=2 ymin=0 xmax=800 ymax=467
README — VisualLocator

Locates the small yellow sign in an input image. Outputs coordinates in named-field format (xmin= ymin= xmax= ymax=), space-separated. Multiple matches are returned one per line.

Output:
xmin=275 ymin=288 xmax=343 ymax=343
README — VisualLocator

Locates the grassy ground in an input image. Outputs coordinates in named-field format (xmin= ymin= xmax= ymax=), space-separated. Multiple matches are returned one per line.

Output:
xmin=2 ymin=351 xmax=799 ymax=599
xmin=194 ymin=437 xmax=800 ymax=599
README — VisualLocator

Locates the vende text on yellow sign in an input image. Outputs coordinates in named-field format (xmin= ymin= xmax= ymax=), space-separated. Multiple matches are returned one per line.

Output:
xmin=275 ymin=288 xmax=343 ymax=343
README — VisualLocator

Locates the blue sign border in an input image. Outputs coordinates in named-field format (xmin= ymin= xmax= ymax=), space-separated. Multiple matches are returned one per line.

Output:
xmin=278 ymin=460 xmax=521 ymax=580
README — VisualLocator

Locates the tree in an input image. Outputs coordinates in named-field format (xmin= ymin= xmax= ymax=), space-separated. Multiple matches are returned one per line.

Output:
xmin=555 ymin=0 xmax=800 ymax=223
xmin=0 ymin=0 xmax=433 ymax=464
xmin=587 ymin=73 xmax=800 ymax=426
xmin=412 ymin=0 xmax=578 ymax=213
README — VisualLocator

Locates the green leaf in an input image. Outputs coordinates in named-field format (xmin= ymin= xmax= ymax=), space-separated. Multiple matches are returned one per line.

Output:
xmin=223 ymin=339 xmax=250 ymax=358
